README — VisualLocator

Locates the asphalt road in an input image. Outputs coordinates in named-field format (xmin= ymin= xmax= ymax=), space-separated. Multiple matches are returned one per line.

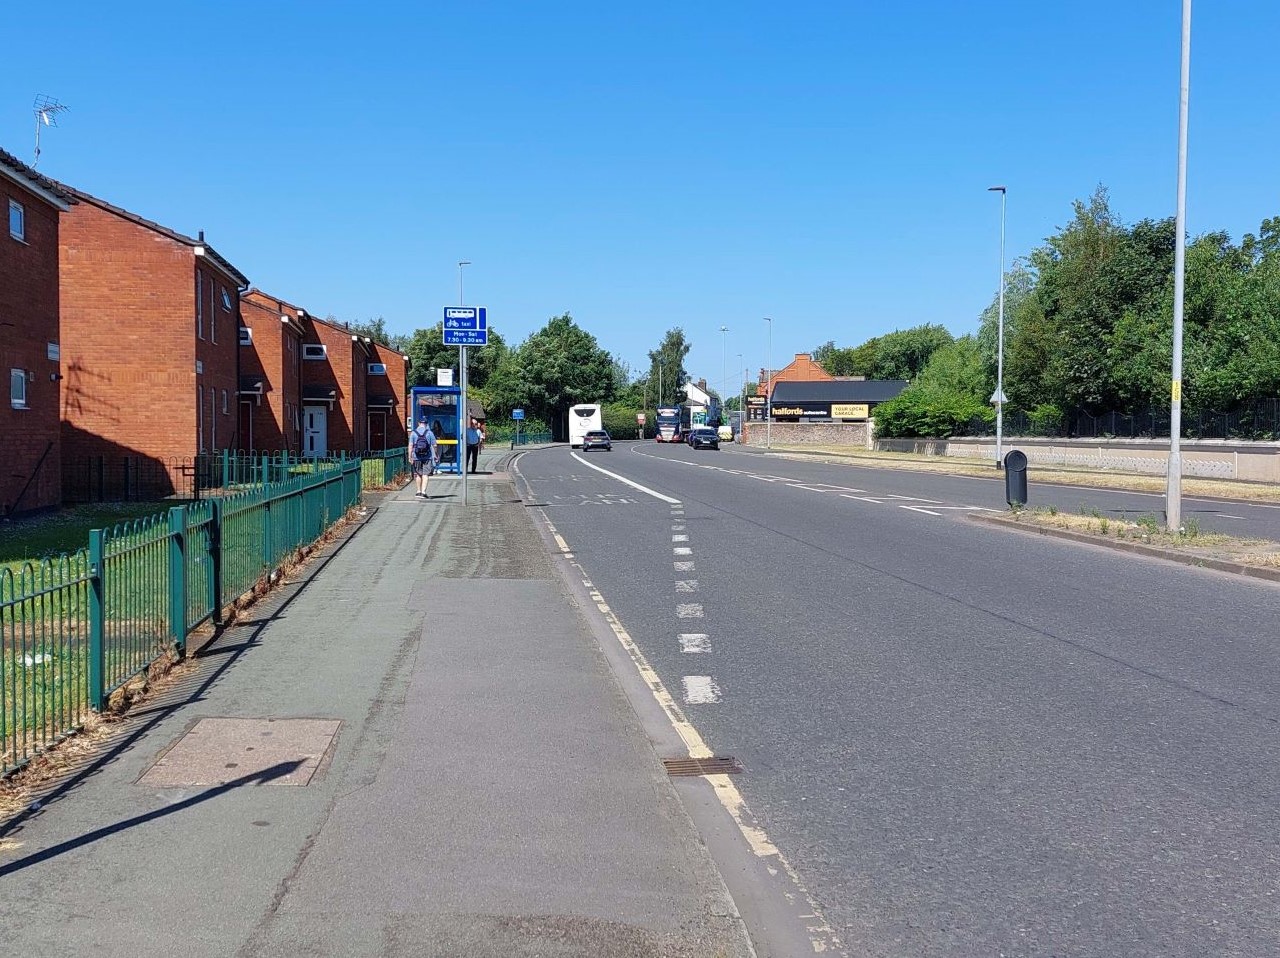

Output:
xmin=516 ymin=440 xmax=1280 ymax=957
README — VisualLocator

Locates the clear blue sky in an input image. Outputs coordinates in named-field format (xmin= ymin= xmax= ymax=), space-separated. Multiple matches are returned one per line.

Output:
xmin=8 ymin=2 xmax=1278 ymax=400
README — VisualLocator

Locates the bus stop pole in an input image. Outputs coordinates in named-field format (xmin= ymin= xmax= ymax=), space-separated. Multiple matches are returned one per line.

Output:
xmin=460 ymin=344 xmax=468 ymax=507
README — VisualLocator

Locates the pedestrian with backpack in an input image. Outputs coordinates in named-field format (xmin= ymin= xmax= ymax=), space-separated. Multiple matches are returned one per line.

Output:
xmin=409 ymin=420 xmax=438 ymax=499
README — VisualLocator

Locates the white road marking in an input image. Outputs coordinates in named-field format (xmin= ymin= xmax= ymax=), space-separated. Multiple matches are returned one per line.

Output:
xmin=886 ymin=494 xmax=944 ymax=503
xmin=679 ymin=633 xmax=710 ymax=653
xmin=675 ymin=579 xmax=699 ymax=592
xmin=840 ymin=494 xmax=886 ymax=504
xmin=672 ymin=523 xmax=686 ymax=531
xmin=898 ymin=505 xmax=943 ymax=517
xmin=674 ymin=560 xmax=696 ymax=572
xmin=677 ymin=603 xmax=704 ymax=618
xmin=672 ymin=534 xmax=689 ymax=542
xmin=674 ymin=546 xmax=693 ymax=555
xmin=1215 ymin=514 xmax=1246 ymax=520
xmin=520 ymin=498 xmax=844 ymax=958
xmin=570 ymin=451 xmax=681 ymax=504
xmin=682 ymin=675 xmax=721 ymax=704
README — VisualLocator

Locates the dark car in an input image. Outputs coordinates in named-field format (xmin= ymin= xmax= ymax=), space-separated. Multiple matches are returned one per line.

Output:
xmin=582 ymin=429 xmax=612 ymax=451
xmin=687 ymin=427 xmax=719 ymax=450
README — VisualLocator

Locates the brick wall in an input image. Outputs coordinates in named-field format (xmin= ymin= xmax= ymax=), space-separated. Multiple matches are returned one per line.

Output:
xmin=239 ymin=292 xmax=303 ymax=453
xmin=368 ymin=343 xmax=408 ymax=450
xmin=59 ymin=200 xmax=239 ymax=488
xmin=743 ymin=421 xmax=870 ymax=448
xmin=0 ymin=179 xmax=63 ymax=513
xmin=302 ymin=316 xmax=369 ymax=454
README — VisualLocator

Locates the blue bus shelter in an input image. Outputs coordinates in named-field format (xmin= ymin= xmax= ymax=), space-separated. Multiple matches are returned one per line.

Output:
xmin=409 ymin=385 xmax=462 ymax=474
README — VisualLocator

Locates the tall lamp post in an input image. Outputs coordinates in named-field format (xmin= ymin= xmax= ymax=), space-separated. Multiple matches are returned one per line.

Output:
xmin=1167 ymin=0 xmax=1191 ymax=532
xmin=764 ymin=317 xmax=773 ymax=450
xmin=737 ymin=352 xmax=744 ymax=437
xmin=988 ymin=186 xmax=1007 ymax=468
xmin=719 ymin=325 xmax=729 ymax=424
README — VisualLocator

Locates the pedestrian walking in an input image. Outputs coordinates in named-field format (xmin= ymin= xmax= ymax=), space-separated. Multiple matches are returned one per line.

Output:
xmin=465 ymin=418 xmax=482 ymax=474
xmin=409 ymin=420 xmax=438 ymax=499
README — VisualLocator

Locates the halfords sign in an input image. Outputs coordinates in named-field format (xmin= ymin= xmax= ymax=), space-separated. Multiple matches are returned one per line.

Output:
xmin=769 ymin=402 xmax=871 ymax=420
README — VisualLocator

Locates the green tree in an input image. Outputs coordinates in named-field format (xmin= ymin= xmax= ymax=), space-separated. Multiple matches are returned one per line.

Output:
xmin=507 ymin=314 xmax=617 ymax=438
xmin=646 ymin=328 xmax=692 ymax=407
xmin=405 ymin=326 xmax=508 ymax=389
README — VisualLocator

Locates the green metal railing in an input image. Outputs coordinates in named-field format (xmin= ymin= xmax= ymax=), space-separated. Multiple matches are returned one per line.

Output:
xmin=2 ymin=456 xmax=375 ymax=776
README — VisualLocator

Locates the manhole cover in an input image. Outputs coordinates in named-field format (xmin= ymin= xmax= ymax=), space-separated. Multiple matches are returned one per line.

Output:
xmin=662 ymin=756 xmax=743 ymax=777
xmin=138 ymin=718 xmax=341 ymax=788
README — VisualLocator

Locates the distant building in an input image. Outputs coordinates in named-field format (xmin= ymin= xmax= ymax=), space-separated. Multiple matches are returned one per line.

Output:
xmin=762 ymin=379 xmax=908 ymax=421
xmin=239 ymin=290 xmax=307 ymax=453
xmin=757 ymin=353 xmax=834 ymax=402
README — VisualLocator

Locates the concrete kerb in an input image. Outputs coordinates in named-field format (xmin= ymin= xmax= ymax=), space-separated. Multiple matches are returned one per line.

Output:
xmin=967 ymin=511 xmax=1280 ymax=585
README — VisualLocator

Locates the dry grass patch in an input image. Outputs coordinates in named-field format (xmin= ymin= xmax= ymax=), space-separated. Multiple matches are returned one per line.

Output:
xmin=997 ymin=506 xmax=1280 ymax=570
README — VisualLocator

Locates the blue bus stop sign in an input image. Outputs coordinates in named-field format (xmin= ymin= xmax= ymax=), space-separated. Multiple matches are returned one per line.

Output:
xmin=512 ymin=409 xmax=525 ymax=420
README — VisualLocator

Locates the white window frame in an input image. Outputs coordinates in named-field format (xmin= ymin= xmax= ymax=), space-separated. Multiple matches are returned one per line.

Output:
xmin=198 ymin=385 xmax=205 ymax=451
xmin=220 ymin=287 xmax=232 ymax=311
xmin=368 ymin=362 xmax=387 ymax=375
xmin=303 ymin=343 xmax=327 ymax=361
xmin=239 ymin=326 xmax=252 ymax=345
xmin=9 ymin=200 xmax=24 ymax=241
xmin=222 ymin=389 xmax=228 ymax=415
xmin=10 ymin=369 xmax=28 ymax=408
xmin=196 ymin=271 xmax=204 ymax=340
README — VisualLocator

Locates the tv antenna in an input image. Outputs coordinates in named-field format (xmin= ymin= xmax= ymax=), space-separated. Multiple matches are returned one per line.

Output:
xmin=33 ymin=95 xmax=69 ymax=167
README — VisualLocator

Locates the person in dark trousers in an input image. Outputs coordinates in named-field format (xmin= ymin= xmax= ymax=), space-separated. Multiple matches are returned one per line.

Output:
xmin=465 ymin=418 xmax=482 ymax=474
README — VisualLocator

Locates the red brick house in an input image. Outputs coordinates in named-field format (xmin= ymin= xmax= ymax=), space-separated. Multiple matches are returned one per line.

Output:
xmin=366 ymin=343 xmax=408 ymax=451
xmin=57 ymin=185 xmax=249 ymax=495
xmin=299 ymin=315 xmax=370 ymax=457
xmin=758 ymin=353 xmax=834 ymax=400
xmin=238 ymin=289 xmax=305 ymax=453
xmin=1 ymin=148 xmax=71 ymax=515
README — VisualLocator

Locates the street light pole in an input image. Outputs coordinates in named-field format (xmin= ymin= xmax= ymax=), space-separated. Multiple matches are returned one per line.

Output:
xmin=764 ymin=317 xmax=773 ymax=450
xmin=1167 ymin=0 xmax=1191 ymax=532
xmin=720 ymin=325 xmax=728 ymax=425
xmin=988 ymin=186 xmax=1007 ymax=469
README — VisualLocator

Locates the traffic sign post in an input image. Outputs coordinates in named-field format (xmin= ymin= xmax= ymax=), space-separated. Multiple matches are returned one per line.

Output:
xmin=445 ymin=306 xmax=488 ymax=505
xmin=443 ymin=307 xmax=488 ymax=346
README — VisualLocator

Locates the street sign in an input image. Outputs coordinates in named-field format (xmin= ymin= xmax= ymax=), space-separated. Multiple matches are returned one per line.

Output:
xmin=443 ymin=306 xmax=489 ymax=346
xmin=636 ymin=413 xmax=646 ymax=424
xmin=989 ymin=387 xmax=1007 ymax=404
xmin=512 ymin=409 xmax=525 ymax=420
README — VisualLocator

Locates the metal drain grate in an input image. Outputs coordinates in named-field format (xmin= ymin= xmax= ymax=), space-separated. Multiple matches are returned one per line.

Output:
xmin=663 ymin=756 xmax=743 ymax=777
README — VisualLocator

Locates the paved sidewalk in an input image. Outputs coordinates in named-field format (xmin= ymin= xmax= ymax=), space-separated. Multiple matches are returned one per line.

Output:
xmin=0 ymin=451 xmax=753 ymax=957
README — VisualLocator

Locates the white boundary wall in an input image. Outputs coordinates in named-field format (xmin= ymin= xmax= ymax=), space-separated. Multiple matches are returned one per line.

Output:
xmin=876 ymin=436 xmax=1280 ymax=483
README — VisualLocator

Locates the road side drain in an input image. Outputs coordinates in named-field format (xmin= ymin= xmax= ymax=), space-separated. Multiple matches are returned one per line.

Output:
xmin=663 ymin=756 xmax=743 ymax=777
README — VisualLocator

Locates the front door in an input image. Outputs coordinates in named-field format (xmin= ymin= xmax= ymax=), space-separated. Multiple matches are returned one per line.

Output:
xmin=368 ymin=412 xmax=387 ymax=452
xmin=303 ymin=405 xmax=327 ymax=457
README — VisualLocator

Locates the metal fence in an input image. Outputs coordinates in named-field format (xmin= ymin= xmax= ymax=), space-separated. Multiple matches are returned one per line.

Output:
xmin=968 ymin=400 xmax=1280 ymax=441
xmin=1 ymin=457 xmax=369 ymax=776
xmin=63 ymin=448 xmax=409 ymax=504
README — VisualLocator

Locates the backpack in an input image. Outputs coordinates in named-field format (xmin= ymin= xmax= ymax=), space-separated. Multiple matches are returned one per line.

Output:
xmin=413 ymin=429 xmax=432 ymax=459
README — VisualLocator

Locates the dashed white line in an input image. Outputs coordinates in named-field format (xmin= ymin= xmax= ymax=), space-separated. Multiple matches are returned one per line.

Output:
xmin=672 ymin=534 xmax=689 ymax=542
xmin=682 ymin=675 xmax=721 ymax=704
xmin=676 ymin=603 xmax=704 ymax=618
xmin=679 ymin=633 xmax=710 ymax=653
xmin=674 ymin=547 xmax=693 ymax=556
xmin=674 ymin=560 xmax=696 ymax=572
xmin=675 ymin=579 xmax=699 ymax=592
